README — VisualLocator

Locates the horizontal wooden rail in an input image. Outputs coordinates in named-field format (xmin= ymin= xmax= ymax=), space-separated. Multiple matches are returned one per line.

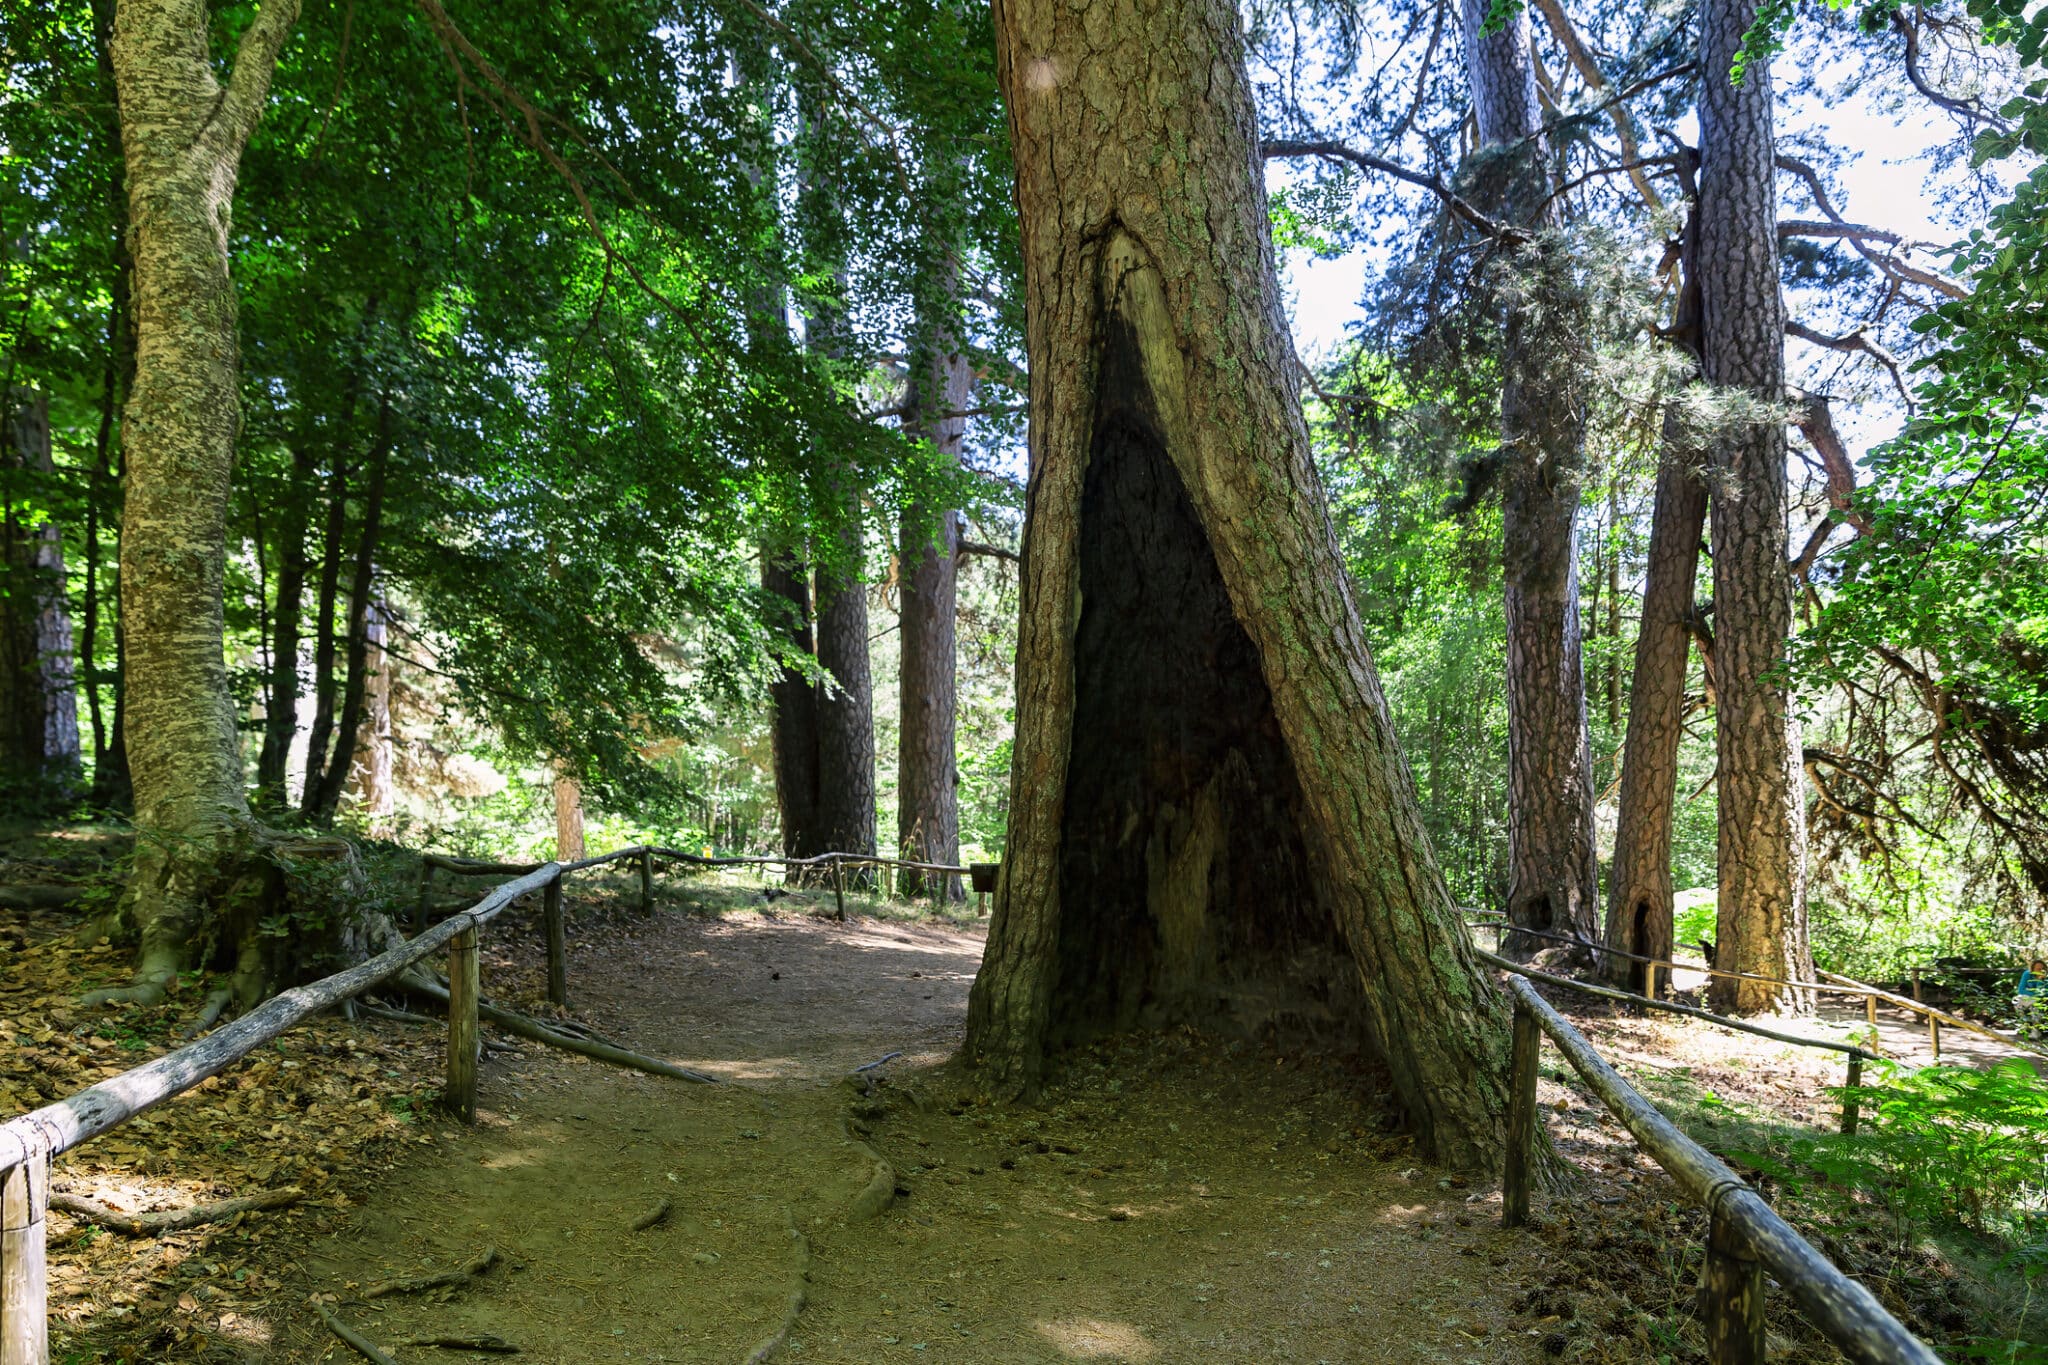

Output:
xmin=1499 ymin=974 xmax=1943 ymax=1365
xmin=1466 ymin=919 xmax=2046 ymax=1062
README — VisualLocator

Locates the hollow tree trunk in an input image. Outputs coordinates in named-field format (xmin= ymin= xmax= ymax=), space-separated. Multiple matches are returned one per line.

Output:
xmin=1 ymin=392 xmax=82 ymax=793
xmin=1696 ymin=0 xmax=1813 ymax=1014
xmin=764 ymin=546 xmax=822 ymax=859
xmin=1460 ymin=0 xmax=1600 ymax=953
xmin=897 ymin=287 xmax=975 ymax=901
xmin=964 ymin=0 xmax=1516 ymax=1170
xmin=105 ymin=0 xmax=299 ymax=1003
xmin=1604 ymin=161 xmax=1705 ymax=993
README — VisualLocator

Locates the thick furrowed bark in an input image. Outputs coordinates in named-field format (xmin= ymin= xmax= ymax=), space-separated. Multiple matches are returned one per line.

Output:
xmin=1603 ymin=441 xmax=1706 ymax=991
xmin=764 ymin=548 xmax=822 ymax=860
xmin=812 ymin=535 xmax=877 ymax=875
xmin=965 ymin=0 xmax=1515 ymax=1170
xmin=1696 ymin=0 xmax=1812 ymax=1015
xmin=1460 ymin=0 xmax=1599 ymax=953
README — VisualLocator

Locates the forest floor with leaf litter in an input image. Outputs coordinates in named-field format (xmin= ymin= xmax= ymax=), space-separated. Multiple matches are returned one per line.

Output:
xmin=0 ymin=840 xmax=2026 ymax=1363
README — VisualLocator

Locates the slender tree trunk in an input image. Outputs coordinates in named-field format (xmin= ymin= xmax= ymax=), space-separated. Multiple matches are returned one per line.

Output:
xmin=344 ymin=593 xmax=394 ymax=830
xmin=1697 ymin=0 xmax=1812 ymax=1014
xmin=553 ymin=770 xmax=586 ymax=862
xmin=103 ymin=0 xmax=299 ymax=1004
xmin=897 ymin=290 xmax=975 ymax=901
xmin=255 ymin=442 xmax=316 ymax=808
xmin=298 ymin=457 xmax=348 ymax=816
xmin=1460 ymin=0 xmax=1600 ymax=953
xmin=1604 ymin=158 xmax=1705 ymax=993
xmin=965 ymin=0 xmax=1518 ymax=1170
xmin=1 ymin=392 xmax=81 ymax=793
xmin=764 ymin=547 xmax=822 ymax=859
xmin=307 ymin=425 xmax=390 ymax=823
xmin=1604 ymin=480 xmax=1622 ymax=732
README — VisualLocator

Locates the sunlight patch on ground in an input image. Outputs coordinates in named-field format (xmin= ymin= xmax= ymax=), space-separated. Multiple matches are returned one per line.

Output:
xmin=479 ymin=1146 xmax=548 ymax=1169
xmin=1036 ymin=1317 xmax=1157 ymax=1359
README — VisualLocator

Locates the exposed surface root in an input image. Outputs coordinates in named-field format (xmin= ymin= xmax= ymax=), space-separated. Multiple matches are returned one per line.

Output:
xmin=317 ymin=1303 xmax=402 ymax=1365
xmin=363 ymin=1245 xmax=498 ymax=1299
xmin=395 ymin=1334 xmax=520 ymax=1353
xmin=79 ymin=975 xmax=170 ymax=1009
xmin=50 ymin=1186 xmax=303 ymax=1236
xmin=400 ymin=969 xmax=718 ymax=1083
xmin=175 ymin=986 xmax=234 ymax=1039
xmin=741 ymin=1212 xmax=811 ymax=1365
xmin=629 ymin=1196 xmax=672 ymax=1231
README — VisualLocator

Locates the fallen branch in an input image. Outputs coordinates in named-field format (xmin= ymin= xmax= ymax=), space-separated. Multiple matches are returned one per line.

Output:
xmin=51 ymin=1186 xmax=302 ymax=1236
xmin=401 ymin=972 xmax=718 ymax=1084
xmin=741 ymin=1213 xmax=811 ymax=1365
xmin=318 ymin=1304 xmax=403 ymax=1365
xmin=629 ymin=1196 xmax=672 ymax=1231
xmin=397 ymin=1336 xmax=520 ymax=1353
xmin=365 ymin=1246 xmax=498 ymax=1299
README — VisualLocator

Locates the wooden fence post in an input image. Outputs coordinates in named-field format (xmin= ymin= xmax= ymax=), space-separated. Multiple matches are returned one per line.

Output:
xmin=1702 ymin=1212 xmax=1766 ymax=1365
xmin=1840 ymin=1054 xmax=1862 ymax=1137
xmin=1928 ymin=1016 xmax=1940 ymax=1061
xmin=1503 ymin=1000 xmax=1539 ymax=1228
xmin=1643 ymin=961 xmax=1658 ymax=1002
xmin=1864 ymin=994 xmax=1877 ymax=1032
xmin=1910 ymin=967 xmax=1922 ymax=1003
xmin=1 ymin=1143 xmax=49 ymax=1365
xmin=831 ymin=858 xmax=847 ymax=923
xmin=638 ymin=848 xmax=654 ymax=915
xmin=544 ymin=873 xmax=568 ymax=1008
xmin=446 ymin=921 xmax=480 ymax=1123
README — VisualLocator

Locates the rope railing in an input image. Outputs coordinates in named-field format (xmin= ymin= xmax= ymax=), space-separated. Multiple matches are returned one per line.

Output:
xmin=1493 ymin=968 xmax=1944 ymax=1365
xmin=1466 ymin=918 xmax=2047 ymax=1062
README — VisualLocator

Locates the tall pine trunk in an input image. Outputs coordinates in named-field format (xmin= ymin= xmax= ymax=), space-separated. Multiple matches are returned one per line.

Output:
xmin=1604 ymin=164 xmax=1704 ymax=992
xmin=965 ymin=0 xmax=1516 ymax=1170
xmin=1459 ymin=0 xmax=1599 ymax=953
xmin=764 ymin=547 xmax=823 ymax=860
xmin=1696 ymin=0 xmax=1813 ymax=1014
xmin=103 ymin=0 xmax=298 ymax=1004
xmin=897 ymin=288 xmax=974 ymax=901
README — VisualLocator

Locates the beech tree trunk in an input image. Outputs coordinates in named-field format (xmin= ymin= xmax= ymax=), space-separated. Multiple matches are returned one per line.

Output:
xmin=105 ymin=0 xmax=299 ymax=1004
xmin=897 ymin=289 xmax=975 ymax=901
xmin=306 ymin=424 xmax=390 ymax=823
xmin=1460 ymin=0 xmax=1600 ymax=953
xmin=964 ymin=0 xmax=1516 ymax=1170
xmin=1 ymin=391 xmax=81 ymax=794
xmin=255 ymin=442 xmax=316 ymax=808
xmin=298 ymin=457 xmax=348 ymax=816
xmin=344 ymin=594 xmax=395 ymax=829
xmin=1697 ymin=0 xmax=1813 ymax=1014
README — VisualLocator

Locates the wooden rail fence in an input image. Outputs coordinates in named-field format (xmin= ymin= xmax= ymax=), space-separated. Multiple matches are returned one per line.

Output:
xmin=1484 ymin=954 xmax=1944 ymax=1365
xmin=0 ymin=843 xmax=972 ymax=1364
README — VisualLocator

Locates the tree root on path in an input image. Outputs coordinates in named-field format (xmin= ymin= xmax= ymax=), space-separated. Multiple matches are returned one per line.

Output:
xmin=364 ymin=1246 xmax=498 ymax=1299
xmin=629 ymin=1196 xmax=672 ymax=1231
xmin=397 ymin=971 xmax=717 ymax=1083
xmin=51 ymin=1186 xmax=302 ymax=1236
xmin=175 ymin=987 xmax=235 ymax=1040
xmin=741 ymin=1212 xmax=811 ymax=1365
xmin=397 ymin=1334 xmax=520 ymax=1353
xmin=839 ymin=1116 xmax=898 ymax=1223
xmin=317 ymin=1303 xmax=403 ymax=1365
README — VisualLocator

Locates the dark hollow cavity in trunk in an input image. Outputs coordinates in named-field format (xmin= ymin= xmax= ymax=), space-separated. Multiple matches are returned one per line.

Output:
xmin=1052 ymin=319 xmax=1354 ymax=1049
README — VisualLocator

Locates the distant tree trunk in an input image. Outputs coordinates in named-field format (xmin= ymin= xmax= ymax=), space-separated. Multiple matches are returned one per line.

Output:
xmin=1 ymin=392 xmax=82 ymax=795
xmin=1697 ymin=0 xmax=1812 ymax=1014
xmin=255 ymin=442 xmax=316 ymax=808
xmin=965 ymin=0 xmax=1518 ymax=1171
xmin=83 ymin=0 xmax=133 ymax=805
xmin=812 ymin=528 xmax=877 ymax=874
xmin=1460 ymin=0 xmax=1600 ymax=954
xmin=100 ymin=0 xmax=299 ymax=1006
xmin=1604 ymin=158 xmax=1705 ymax=994
xmin=298 ymin=457 xmax=348 ymax=816
xmin=554 ymin=769 xmax=585 ymax=862
xmin=344 ymin=593 xmax=394 ymax=830
xmin=897 ymin=293 xmax=975 ymax=901
xmin=1604 ymin=480 xmax=1622 ymax=732
xmin=764 ymin=547 xmax=822 ymax=859
xmin=306 ymin=422 xmax=390 ymax=823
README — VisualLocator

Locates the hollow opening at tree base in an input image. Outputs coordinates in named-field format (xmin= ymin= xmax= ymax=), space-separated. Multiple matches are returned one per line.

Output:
xmin=1049 ymin=315 xmax=1362 ymax=1056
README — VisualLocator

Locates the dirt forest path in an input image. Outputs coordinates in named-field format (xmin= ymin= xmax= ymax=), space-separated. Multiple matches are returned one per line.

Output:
xmin=267 ymin=894 xmax=1553 ymax=1364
